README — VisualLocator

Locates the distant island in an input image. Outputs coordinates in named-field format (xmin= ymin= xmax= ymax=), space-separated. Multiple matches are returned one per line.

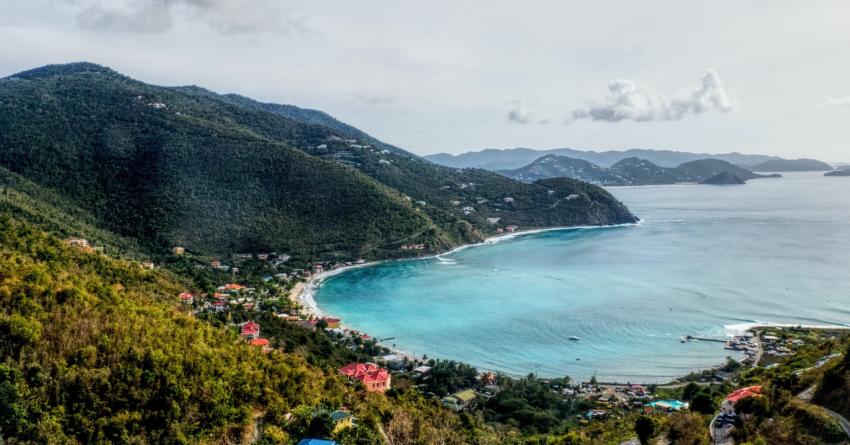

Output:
xmin=700 ymin=171 xmax=747 ymax=185
xmin=748 ymin=158 xmax=834 ymax=172
xmin=497 ymin=154 xmax=780 ymax=186
xmin=425 ymin=147 xmax=831 ymax=171
xmin=825 ymin=168 xmax=850 ymax=177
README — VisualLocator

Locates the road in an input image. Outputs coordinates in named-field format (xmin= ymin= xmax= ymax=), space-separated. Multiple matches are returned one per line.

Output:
xmin=710 ymin=401 xmax=735 ymax=445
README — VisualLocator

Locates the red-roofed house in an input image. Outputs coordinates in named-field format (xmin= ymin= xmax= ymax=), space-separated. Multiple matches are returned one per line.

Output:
xmin=224 ymin=283 xmax=245 ymax=291
xmin=249 ymin=338 xmax=272 ymax=353
xmin=339 ymin=363 xmax=391 ymax=392
xmin=241 ymin=321 xmax=260 ymax=339
xmin=212 ymin=300 xmax=227 ymax=312
xmin=324 ymin=318 xmax=341 ymax=329
xmin=313 ymin=264 xmax=324 ymax=274
xmin=725 ymin=385 xmax=763 ymax=404
xmin=178 ymin=292 xmax=194 ymax=304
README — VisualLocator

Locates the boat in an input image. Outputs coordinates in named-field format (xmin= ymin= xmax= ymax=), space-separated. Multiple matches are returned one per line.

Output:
xmin=569 ymin=336 xmax=581 ymax=341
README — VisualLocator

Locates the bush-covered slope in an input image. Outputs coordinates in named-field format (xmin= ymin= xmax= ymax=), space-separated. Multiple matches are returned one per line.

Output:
xmin=0 ymin=63 xmax=636 ymax=258
xmin=0 ymin=216 xmax=343 ymax=443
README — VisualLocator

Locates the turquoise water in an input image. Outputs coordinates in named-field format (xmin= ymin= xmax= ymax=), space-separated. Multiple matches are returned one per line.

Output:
xmin=314 ymin=172 xmax=850 ymax=382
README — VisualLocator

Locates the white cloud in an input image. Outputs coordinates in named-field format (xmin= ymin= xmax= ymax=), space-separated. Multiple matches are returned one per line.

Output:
xmin=570 ymin=70 xmax=737 ymax=123
xmin=825 ymin=96 xmax=850 ymax=107
xmin=507 ymin=101 xmax=550 ymax=124
xmin=74 ymin=0 xmax=307 ymax=35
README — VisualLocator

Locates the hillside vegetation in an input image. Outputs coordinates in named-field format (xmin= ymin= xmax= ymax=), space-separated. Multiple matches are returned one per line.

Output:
xmin=0 ymin=63 xmax=635 ymax=259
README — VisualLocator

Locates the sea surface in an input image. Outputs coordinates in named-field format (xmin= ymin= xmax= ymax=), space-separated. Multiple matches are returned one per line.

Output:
xmin=313 ymin=172 xmax=850 ymax=382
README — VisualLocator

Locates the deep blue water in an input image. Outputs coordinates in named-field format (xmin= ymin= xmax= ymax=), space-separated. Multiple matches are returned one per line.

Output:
xmin=314 ymin=172 xmax=850 ymax=382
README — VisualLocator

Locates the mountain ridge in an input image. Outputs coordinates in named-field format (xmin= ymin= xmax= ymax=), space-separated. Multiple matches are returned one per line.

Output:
xmin=0 ymin=62 xmax=636 ymax=259
xmin=498 ymin=154 xmax=778 ymax=185
xmin=426 ymin=147 xmax=827 ymax=171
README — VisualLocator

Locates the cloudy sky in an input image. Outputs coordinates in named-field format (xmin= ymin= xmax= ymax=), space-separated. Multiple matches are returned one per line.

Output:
xmin=2 ymin=1 xmax=850 ymax=161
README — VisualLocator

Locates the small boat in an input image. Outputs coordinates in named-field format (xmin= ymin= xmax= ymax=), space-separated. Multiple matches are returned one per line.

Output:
xmin=569 ymin=336 xmax=581 ymax=341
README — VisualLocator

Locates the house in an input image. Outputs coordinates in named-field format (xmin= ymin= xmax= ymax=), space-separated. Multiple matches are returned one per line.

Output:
xmin=503 ymin=197 xmax=514 ymax=203
xmin=726 ymin=386 xmax=763 ymax=404
xmin=172 ymin=246 xmax=185 ymax=255
xmin=355 ymin=258 xmax=366 ymax=264
xmin=240 ymin=321 xmax=260 ymax=339
xmin=461 ymin=206 xmax=474 ymax=212
xmin=141 ymin=261 xmax=155 ymax=270
xmin=278 ymin=253 xmax=292 ymax=262
xmin=487 ymin=217 xmax=501 ymax=224
xmin=338 ymin=363 xmax=391 ymax=392
xmin=210 ymin=260 xmax=222 ymax=269
xmin=249 ymin=338 xmax=272 ymax=353
xmin=441 ymin=389 xmax=476 ymax=411
xmin=566 ymin=194 xmax=581 ymax=200
xmin=313 ymin=264 xmax=324 ymax=274
xmin=505 ymin=225 xmax=518 ymax=233
xmin=222 ymin=283 xmax=245 ymax=292
xmin=412 ymin=365 xmax=432 ymax=377
xmin=212 ymin=301 xmax=227 ymax=312
xmin=256 ymin=253 xmax=269 ymax=260
xmin=585 ymin=409 xmax=607 ymax=420
xmin=66 ymin=237 xmax=90 ymax=248
xmin=178 ymin=292 xmax=194 ymax=304
xmin=330 ymin=410 xmax=356 ymax=433
xmin=148 ymin=102 xmax=167 ymax=109
xmin=378 ymin=159 xmax=391 ymax=165
xmin=323 ymin=317 xmax=341 ymax=329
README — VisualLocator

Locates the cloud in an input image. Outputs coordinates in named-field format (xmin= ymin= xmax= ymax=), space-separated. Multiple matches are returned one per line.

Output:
xmin=825 ymin=96 xmax=850 ymax=107
xmin=507 ymin=101 xmax=550 ymax=124
xmin=74 ymin=0 xmax=307 ymax=35
xmin=570 ymin=70 xmax=737 ymax=123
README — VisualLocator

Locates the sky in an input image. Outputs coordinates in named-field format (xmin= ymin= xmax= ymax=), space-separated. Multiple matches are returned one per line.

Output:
xmin=2 ymin=1 xmax=850 ymax=162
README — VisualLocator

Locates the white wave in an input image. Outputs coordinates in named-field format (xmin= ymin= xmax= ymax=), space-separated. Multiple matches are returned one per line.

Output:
xmin=723 ymin=321 xmax=850 ymax=336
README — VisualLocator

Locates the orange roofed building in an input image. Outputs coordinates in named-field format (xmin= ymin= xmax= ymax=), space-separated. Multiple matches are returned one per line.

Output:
xmin=339 ymin=363 xmax=391 ymax=392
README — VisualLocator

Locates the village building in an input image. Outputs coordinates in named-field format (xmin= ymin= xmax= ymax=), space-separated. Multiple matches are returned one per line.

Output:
xmin=323 ymin=317 xmax=341 ymax=329
xmin=178 ymin=292 xmax=194 ymax=304
xmin=330 ymin=410 xmax=356 ymax=433
xmin=503 ymin=197 xmax=514 ymax=203
xmin=210 ymin=260 xmax=222 ymax=269
xmin=441 ymin=389 xmax=476 ymax=411
xmin=240 ymin=321 xmax=260 ymax=339
xmin=66 ymin=237 xmax=90 ymax=248
xmin=211 ymin=301 xmax=227 ymax=312
xmin=249 ymin=338 xmax=272 ymax=353
xmin=141 ymin=261 xmax=155 ymax=270
xmin=338 ymin=363 xmax=391 ymax=392
xmin=172 ymin=246 xmax=185 ymax=255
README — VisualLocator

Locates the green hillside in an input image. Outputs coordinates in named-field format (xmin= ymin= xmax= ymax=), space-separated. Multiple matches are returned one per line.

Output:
xmin=0 ymin=63 xmax=635 ymax=259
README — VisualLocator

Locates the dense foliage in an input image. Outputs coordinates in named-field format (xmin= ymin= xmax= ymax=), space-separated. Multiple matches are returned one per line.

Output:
xmin=0 ymin=63 xmax=635 ymax=260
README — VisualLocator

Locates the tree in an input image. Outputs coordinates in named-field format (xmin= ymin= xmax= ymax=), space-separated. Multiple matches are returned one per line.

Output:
xmin=307 ymin=413 xmax=333 ymax=439
xmin=681 ymin=382 xmax=701 ymax=401
xmin=690 ymin=392 xmax=716 ymax=415
xmin=635 ymin=415 xmax=655 ymax=445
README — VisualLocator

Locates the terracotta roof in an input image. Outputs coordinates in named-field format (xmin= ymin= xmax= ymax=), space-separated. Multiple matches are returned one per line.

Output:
xmin=249 ymin=338 xmax=270 ymax=346
xmin=178 ymin=292 xmax=194 ymax=300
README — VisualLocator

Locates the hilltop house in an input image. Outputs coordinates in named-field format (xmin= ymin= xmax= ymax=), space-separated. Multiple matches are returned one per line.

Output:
xmin=240 ymin=321 xmax=260 ymax=339
xmin=338 ymin=363 xmax=391 ymax=392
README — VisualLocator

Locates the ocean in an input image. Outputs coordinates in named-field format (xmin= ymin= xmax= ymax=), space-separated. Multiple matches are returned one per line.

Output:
xmin=313 ymin=172 xmax=850 ymax=382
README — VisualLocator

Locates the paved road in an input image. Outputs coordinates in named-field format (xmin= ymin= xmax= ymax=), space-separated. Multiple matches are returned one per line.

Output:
xmin=710 ymin=401 xmax=735 ymax=445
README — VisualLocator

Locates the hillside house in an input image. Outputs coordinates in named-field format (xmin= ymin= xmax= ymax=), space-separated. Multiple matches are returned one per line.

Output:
xmin=313 ymin=264 xmax=324 ymax=274
xmin=566 ymin=194 xmax=581 ymax=200
xmin=249 ymin=338 xmax=272 ymax=353
xmin=240 ymin=321 xmax=260 ymax=339
xmin=442 ymin=389 xmax=476 ymax=411
xmin=487 ymin=217 xmax=501 ymax=224
xmin=323 ymin=317 xmax=341 ymax=329
xmin=210 ymin=260 xmax=222 ymax=269
xmin=172 ymin=246 xmax=185 ymax=255
xmin=503 ymin=197 xmax=514 ymax=203
xmin=330 ymin=410 xmax=356 ymax=433
xmin=178 ymin=292 xmax=194 ymax=304
xmin=211 ymin=301 xmax=227 ymax=312
xmin=338 ymin=363 xmax=391 ymax=392
xmin=141 ymin=261 xmax=155 ymax=270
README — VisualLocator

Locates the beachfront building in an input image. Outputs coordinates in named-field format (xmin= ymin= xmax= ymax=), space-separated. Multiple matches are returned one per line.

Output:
xmin=323 ymin=317 xmax=341 ymax=329
xmin=441 ymin=389 xmax=476 ymax=411
xmin=338 ymin=363 xmax=391 ymax=392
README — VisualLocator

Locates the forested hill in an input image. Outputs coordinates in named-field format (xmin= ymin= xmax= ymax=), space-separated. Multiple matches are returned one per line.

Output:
xmin=0 ymin=62 xmax=635 ymax=259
